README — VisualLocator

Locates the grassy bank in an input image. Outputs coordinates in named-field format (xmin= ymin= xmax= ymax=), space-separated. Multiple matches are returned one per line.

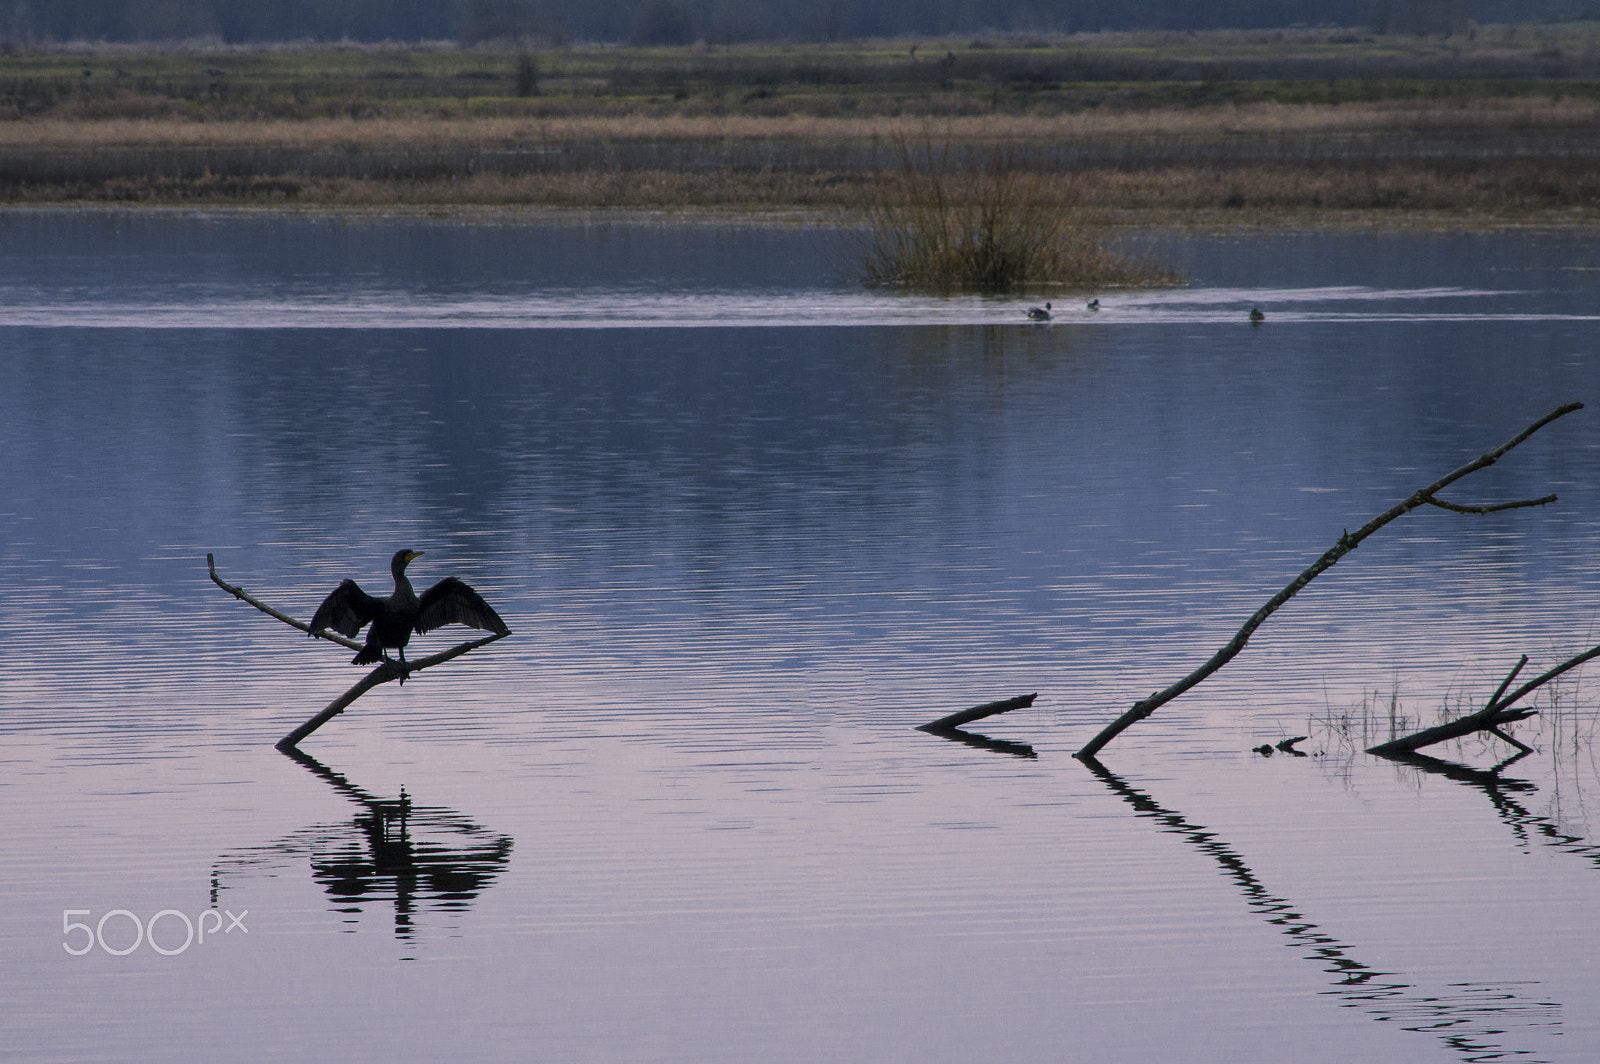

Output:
xmin=4 ymin=116 xmax=1595 ymax=220
xmin=4 ymin=27 xmax=1600 ymax=220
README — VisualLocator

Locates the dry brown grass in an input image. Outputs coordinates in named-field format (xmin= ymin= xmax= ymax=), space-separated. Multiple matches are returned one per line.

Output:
xmin=8 ymin=169 xmax=872 ymax=209
xmin=846 ymin=143 xmax=1175 ymax=291
xmin=13 ymin=163 xmax=1600 ymax=220
xmin=1083 ymin=163 xmax=1600 ymax=214
xmin=4 ymin=99 xmax=1600 ymax=221
xmin=10 ymin=29 xmax=1600 ymax=221
xmin=7 ymin=96 xmax=1600 ymax=151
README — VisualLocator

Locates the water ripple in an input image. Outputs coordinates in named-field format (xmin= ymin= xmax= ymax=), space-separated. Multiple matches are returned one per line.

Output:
xmin=0 ymin=284 xmax=1578 ymax=329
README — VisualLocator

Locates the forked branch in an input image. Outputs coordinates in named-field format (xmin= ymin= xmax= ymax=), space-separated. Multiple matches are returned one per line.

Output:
xmin=206 ymin=553 xmax=509 ymax=749
xmin=272 ymin=633 xmax=507 ymax=750
xmin=1369 ymin=641 xmax=1600 ymax=758
xmin=1074 ymin=402 xmax=1582 ymax=761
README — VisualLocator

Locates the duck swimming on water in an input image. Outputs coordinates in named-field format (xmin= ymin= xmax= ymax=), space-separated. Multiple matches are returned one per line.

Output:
xmin=1249 ymin=306 xmax=1265 ymax=323
xmin=310 ymin=549 xmax=510 ymax=671
xmin=1086 ymin=298 xmax=1100 ymax=311
xmin=1027 ymin=301 xmax=1052 ymax=321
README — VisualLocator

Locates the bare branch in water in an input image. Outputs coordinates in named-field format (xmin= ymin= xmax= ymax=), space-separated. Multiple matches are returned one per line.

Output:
xmin=207 ymin=553 xmax=508 ymax=749
xmin=1075 ymin=402 xmax=1583 ymax=761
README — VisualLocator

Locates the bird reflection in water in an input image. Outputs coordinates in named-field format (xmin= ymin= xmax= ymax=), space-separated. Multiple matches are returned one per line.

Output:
xmin=213 ymin=749 xmax=513 ymax=941
xmin=1081 ymin=757 xmax=1562 ymax=1063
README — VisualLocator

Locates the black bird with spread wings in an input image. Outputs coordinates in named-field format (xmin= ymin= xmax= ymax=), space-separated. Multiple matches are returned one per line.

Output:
xmin=310 ymin=549 xmax=510 ymax=669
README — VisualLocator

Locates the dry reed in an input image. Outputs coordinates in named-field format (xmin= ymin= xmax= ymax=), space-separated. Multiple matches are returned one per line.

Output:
xmin=9 ymin=97 xmax=1600 ymax=151
xmin=12 ymin=161 xmax=1600 ymax=219
xmin=9 ymin=33 xmax=1600 ymax=222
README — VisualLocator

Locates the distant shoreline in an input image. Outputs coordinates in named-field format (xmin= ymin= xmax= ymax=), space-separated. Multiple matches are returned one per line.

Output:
xmin=7 ymin=31 xmax=1600 ymax=224
xmin=5 ymin=141 xmax=1596 ymax=226
xmin=6 ymin=113 xmax=1599 ymax=222
xmin=6 ymin=201 xmax=1595 ymax=234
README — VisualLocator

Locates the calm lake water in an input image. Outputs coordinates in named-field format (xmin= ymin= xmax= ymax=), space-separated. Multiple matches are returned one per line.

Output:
xmin=3 ymin=209 xmax=1600 ymax=1063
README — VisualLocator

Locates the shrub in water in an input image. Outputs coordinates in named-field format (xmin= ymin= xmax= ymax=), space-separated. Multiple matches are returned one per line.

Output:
xmin=847 ymin=139 xmax=1176 ymax=292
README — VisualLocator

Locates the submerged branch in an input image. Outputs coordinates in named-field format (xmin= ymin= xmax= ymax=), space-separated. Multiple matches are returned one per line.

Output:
xmin=915 ymin=693 xmax=1039 ymax=758
xmin=1369 ymin=640 xmax=1600 ymax=758
xmin=206 ymin=553 xmax=508 ymax=749
xmin=1074 ymin=402 xmax=1582 ymax=761
xmin=275 ymin=632 xmax=507 ymax=751
xmin=917 ymin=693 xmax=1036 ymax=732
xmin=1366 ymin=704 xmax=1538 ymax=759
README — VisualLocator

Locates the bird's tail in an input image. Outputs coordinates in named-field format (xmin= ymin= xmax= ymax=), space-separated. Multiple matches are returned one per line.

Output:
xmin=352 ymin=646 xmax=384 ymax=666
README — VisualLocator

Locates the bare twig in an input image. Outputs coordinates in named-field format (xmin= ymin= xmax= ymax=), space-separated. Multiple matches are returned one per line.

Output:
xmin=1074 ymin=402 xmax=1582 ymax=761
xmin=1487 ymin=654 xmax=1530 ymax=709
xmin=1423 ymin=494 xmax=1558 ymax=514
xmin=1488 ymin=643 xmax=1600 ymax=714
xmin=1486 ymin=726 xmax=1535 ymax=754
xmin=208 ymin=552 xmax=362 ymax=652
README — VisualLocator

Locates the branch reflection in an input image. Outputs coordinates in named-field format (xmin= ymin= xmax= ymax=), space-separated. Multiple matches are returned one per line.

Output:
xmin=919 ymin=723 xmax=1037 ymax=758
xmin=212 ymin=748 xmax=513 ymax=942
xmin=1081 ymin=756 xmax=1560 ymax=1062
xmin=1379 ymin=749 xmax=1600 ymax=870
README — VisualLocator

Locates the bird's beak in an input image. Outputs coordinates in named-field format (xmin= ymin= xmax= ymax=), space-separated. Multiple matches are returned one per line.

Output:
xmin=408 ymin=550 xmax=426 ymax=562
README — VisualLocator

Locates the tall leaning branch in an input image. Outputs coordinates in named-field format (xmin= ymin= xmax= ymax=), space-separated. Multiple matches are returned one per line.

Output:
xmin=1074 ymin=402 xmax=1582 ymax=761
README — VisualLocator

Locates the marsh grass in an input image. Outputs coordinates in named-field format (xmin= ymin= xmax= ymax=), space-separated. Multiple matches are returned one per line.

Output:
xmin=846 ymin=139 xmax=1177 ymax=292
xmin=12 ymin=153 xmax=1600 ymax=216
xmin=1301 ymin=675 xmax=1600 ymax=848
xmin=10 ymin=48 xmax=1600 ymax=215
xmin=9 ymin=96 xmax=1600 ymax=150
xmin=1310 ymin=684 xmax=1432 ymax=756
xmin=1310 ymin=665 xmax=1600 ymax=763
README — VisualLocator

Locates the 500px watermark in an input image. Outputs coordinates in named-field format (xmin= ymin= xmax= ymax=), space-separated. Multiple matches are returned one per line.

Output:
xmin=62 ymin=908 xmax=248 ymax=956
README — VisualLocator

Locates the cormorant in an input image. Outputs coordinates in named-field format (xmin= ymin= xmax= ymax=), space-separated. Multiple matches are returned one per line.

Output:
xmin=310 ymin=549 xmax=510 ymax=669
xmin=1249 ymin=306 xmax=1265 ymax=323
xmin=1027 ymin=301 xmax=1052 ymax=321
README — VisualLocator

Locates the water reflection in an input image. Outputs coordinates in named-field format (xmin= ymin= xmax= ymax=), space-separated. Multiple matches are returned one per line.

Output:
xmin=918 ymin=723 xmax=1037 ymax=759
xmin=213 ymin=749 xmax=513 ymax=942
xmin=1388 ymin=750 xmax=1600 ymax=874
xmin=1379 ymin=750 xmax=1539 ymax=793
xmin=915 ymin=692 xmax=1039 ymax=758
xmin=7 ymin=216 xmax=1600 ymax=1063
xmin=1082 ymin=757 xmax=1561 ymax=1062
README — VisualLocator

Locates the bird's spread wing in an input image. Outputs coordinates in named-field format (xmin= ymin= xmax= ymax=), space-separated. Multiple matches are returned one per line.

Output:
xmin=310 ymin=579 xmax=382 ymax=637
xmin=417 ymin=577 xmax=511 ymax=636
